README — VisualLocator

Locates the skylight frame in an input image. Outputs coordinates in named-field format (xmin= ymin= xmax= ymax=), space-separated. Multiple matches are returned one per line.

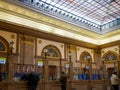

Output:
xmin=6 ymin=0 xmax=120 ymax=34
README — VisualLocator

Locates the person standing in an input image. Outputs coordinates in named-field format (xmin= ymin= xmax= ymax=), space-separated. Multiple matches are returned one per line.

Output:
xmin=59 ymin=71 xmax=67 ymax=90
xmin=110 ymin=72 xmax=119 ymax=90
xmin=27 ymin=71 xmax=39 ymax=90
xmin=0 ymin=72 xmax=2 ymax=81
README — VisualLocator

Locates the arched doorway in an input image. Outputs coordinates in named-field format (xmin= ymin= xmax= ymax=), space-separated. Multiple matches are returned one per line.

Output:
xmin=41 ymin=45 xmax=61 ymax=80
xmin=80 ymin=51 xmax=92 ymax=80
xmin=80 ymin=51 xmax=92 ymax=69
xmin=102 ymin=51 xmax=119 ymax=78
xmin=0 ymin=36 xmax=10 ymax=76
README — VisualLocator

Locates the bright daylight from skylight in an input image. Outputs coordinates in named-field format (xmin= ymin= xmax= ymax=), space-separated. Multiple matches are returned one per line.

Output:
xmin=34 ymin=0 xmax=120 ymax=25
xmin=8 ymin=0 xmax=120 ymax=34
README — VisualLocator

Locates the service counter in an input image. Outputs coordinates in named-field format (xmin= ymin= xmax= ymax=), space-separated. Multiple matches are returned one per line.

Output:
xmin=0 ymin=80 xmax=111 ymax=90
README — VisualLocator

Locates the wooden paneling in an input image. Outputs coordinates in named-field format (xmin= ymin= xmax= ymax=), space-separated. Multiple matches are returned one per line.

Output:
xmin=0 ymin=80 xmax=111 ymax=90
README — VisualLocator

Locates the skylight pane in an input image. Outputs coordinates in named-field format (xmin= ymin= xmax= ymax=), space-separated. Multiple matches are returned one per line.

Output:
xmin=83 ymin=2 xmax=88 ymax=6
xmin=50 ymin=2 xmax=57 ymax=5
xmin=87 ymin=0 xmax=93 ymax=2
xmin=58 ymin=4 xmax=64 ymax=8
xmin=85 ymin=4 xmax=92 ymax=8
xmin=90 ymin=1 xmax=96 ymax=4
xmin=35 ymin=0 xmax=120 ymax=26
xmin=116 ymin=4 xmax=120 ymax=8
xmin=46 ymin=0 xmax=52 ymax=3
xmin=42 ymin=0 xmax=46 ymax=2
xmin=21 ymin=0 xmax=120 ymax=28
xmin=55 ymin=4 xmax=60 ymax=7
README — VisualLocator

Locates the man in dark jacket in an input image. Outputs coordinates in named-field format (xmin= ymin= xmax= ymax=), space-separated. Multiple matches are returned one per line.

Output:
xmin=27 ymin=71 xmax=39 ymax=90
xmin=59 ymin=72 xmax=67 ymax=90
xmin=0 ymin=72 xmax=2 ymax=81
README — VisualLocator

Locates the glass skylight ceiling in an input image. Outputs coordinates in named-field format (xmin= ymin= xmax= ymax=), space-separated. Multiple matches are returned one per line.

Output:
xmin=37 ymin=0 xmax=120 ymax=25
xmin=7 ymin=0 xmax=120 ymax=34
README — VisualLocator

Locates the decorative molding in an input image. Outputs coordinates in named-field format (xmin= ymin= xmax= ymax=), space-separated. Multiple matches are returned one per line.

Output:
xmin=102 ymin=50 xmax=119 ymax=63
xmin=61 ymin=44 xmax=64 ymax=48
xmin=21 ymin=41 xmax=34 ymax=45
xmin=38 ymin=40 xmax=42 ymax=44
xmin=10 ymin=34 xmax=15 ymax=39
xmin=77 ymin=47 xmax=80 ymax=51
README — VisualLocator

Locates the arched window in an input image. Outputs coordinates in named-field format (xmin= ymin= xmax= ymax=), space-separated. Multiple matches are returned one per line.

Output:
xmin=42 ymin=45 xmax=61 ymax=60
xmin=102 ymin=51 xmax=118 ymax=62
xmin=80 ymin=51 xmax=91 ymax=63
xmin=0 ymin=41 xmax=5 ymax=51
xmin=104 ymin=54 xmax=116 ymax=61
xmin=0 ymin=37 xmax=9 ymax=72
xmin=0 ymin=38 xmax=8 ymax=53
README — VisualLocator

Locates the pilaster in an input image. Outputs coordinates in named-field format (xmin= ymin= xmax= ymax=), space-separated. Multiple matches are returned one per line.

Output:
xmin=7 ymin=55 xmax=14 ymax=81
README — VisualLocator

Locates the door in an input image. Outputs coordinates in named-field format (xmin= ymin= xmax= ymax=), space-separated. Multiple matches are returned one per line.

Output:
xmin=107 ymin=68 xmax=114 ymax=79
xmin=49 ymin=65 xmax=57 ymax=80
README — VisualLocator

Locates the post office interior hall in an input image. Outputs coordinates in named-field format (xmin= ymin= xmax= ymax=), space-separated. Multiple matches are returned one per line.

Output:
xmin=0 ymin=0 xmax=120 ymax=90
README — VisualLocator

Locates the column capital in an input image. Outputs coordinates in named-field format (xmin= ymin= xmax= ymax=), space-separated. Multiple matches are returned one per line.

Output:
xmin=94 ymin=47 xmax=101 ymax=54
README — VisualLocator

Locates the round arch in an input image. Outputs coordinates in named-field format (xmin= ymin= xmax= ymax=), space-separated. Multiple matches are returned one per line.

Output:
xmin=0 ymin=36 xmax=10 ymax=73
xmin=0 ymin=36 xmax=10 ymax=55
xmin=102 ymin=50 xmax=120 ymax=75
xmin=102 ymin=50 xmax=119 ymax=62
xmin=41 ymin=44 xmax=61 ymax=60
xmin=80 ymin=51 xmax=92 ymax=63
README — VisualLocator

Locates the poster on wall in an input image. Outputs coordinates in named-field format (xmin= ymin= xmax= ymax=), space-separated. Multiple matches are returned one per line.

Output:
xmin=38 ymin=60 xmax=43 ymax=67
xmin=0 ymin=57 xmax=6 ymax=64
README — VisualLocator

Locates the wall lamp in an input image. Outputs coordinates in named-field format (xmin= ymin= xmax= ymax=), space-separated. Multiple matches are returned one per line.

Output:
xmin=68 ymin=51 xmax=72 ymax=62
xmin=9 ymin=41 xmax=15 ymax=54
xmin=44 ymin=48 xmax=48 ymax=59
xmin=102 ymin=57 xmax=105 ymax=64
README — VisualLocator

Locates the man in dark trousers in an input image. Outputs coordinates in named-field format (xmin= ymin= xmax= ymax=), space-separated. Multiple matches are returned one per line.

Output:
xmin=110 ymin=72 xmax=119 ymax=90
xmin=59 ymin=71 xmax=67 ymax=90
xmin=27 ymin=71 xmax=39 ymax=90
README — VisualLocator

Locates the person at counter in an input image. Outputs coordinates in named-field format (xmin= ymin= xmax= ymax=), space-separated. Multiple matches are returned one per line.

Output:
xmin=0 ymin=72 xmax=2 ymax=81
xmin=59 ymin=71 xmax=67 ymax=90
xmin=27 ymin=71 xmax=39 ymax=90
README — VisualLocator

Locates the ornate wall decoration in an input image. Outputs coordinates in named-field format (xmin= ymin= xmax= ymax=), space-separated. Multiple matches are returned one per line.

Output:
xmin=42 ymin=45 xmax=61 ymax=60
xmin=114 ymin=48 xmax=117 ymax=51
xmin=102 ymin=50 xmax=104 ymax=54
xmin=0 ymin=41 xmax=5 ymax=51
xmin=38 ymin=40 xmax=42 ymax=44
xmin=102 ymin=51 xmax=119 ymax=63
xmin=77 ymin=47 xmax=80 ymax=51
xmin=61 ymin=44 xmax=64 ymax=48
xmin=10 ymin=34 xmax=15 ymax=39
xmin=80 ymin=51 xmax=91 ymax=63
xmin=0 ymin=37 xmax=8 ymax=53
